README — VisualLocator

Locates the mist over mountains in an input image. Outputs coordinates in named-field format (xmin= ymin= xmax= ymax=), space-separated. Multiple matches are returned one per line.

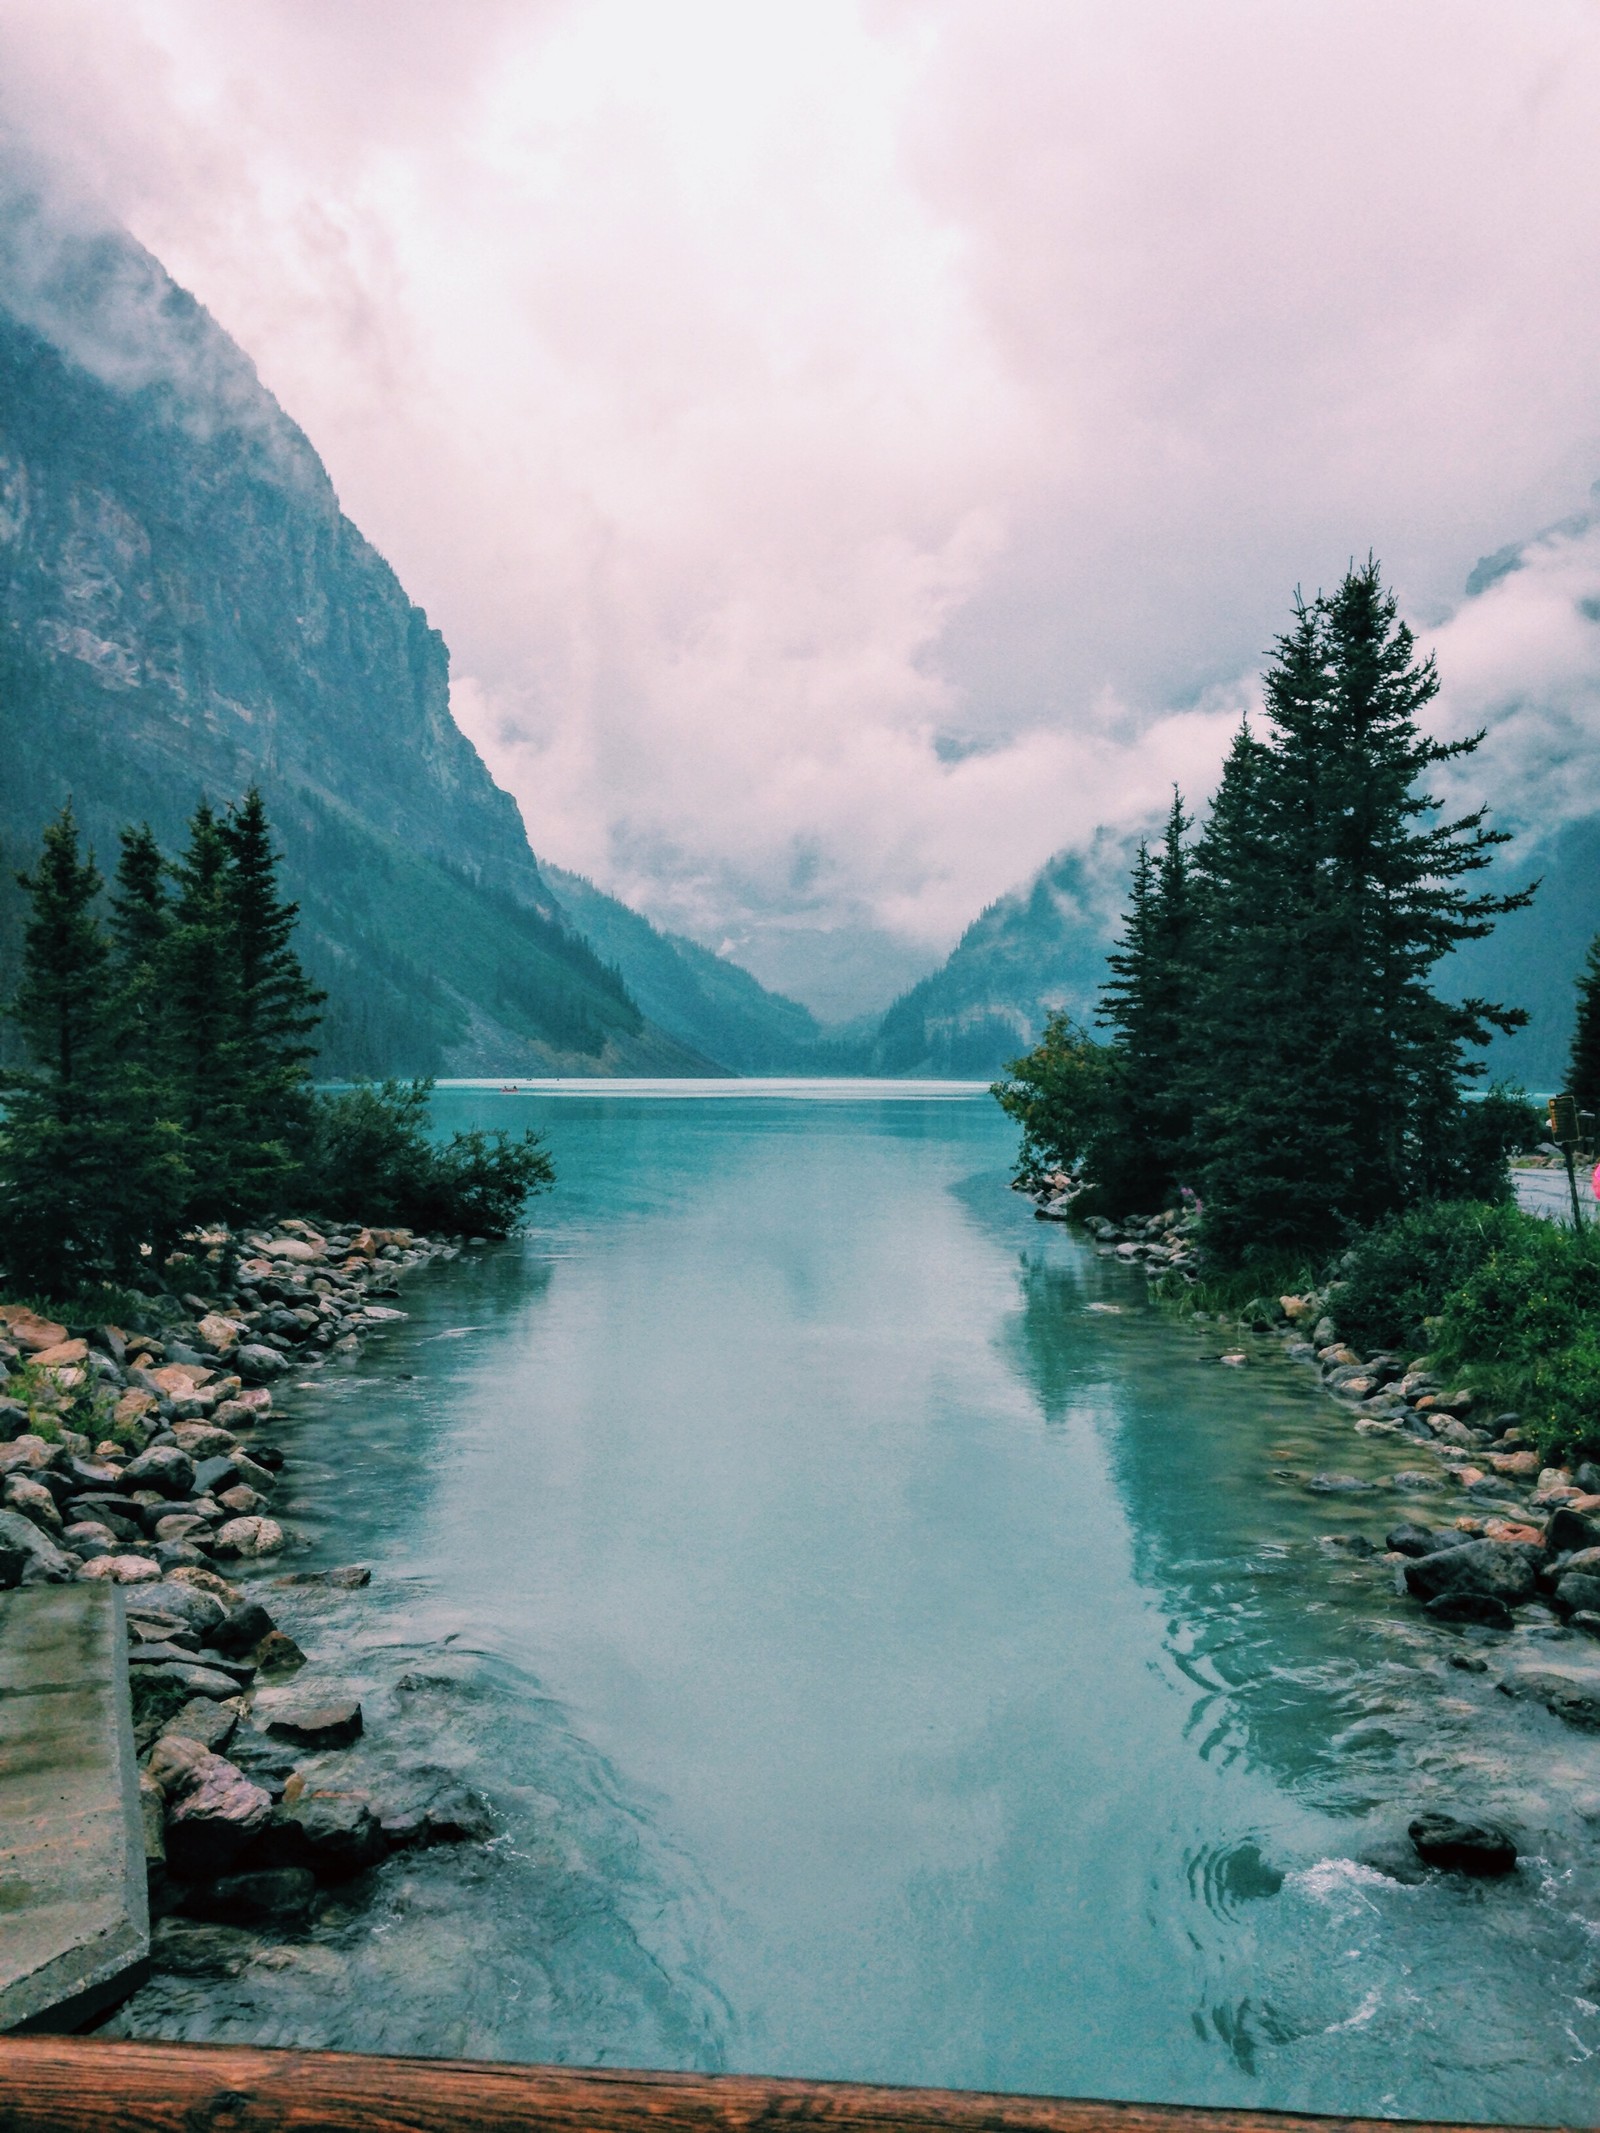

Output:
xmin=0 ymin=163 xmax=1593 ymax=1089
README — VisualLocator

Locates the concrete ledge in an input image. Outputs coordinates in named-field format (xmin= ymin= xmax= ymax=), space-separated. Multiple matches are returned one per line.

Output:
xmin=0 ymin=1582 xmax=149 ymax=2032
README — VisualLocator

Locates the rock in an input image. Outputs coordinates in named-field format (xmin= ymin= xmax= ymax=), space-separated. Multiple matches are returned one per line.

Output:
xmin=5 ymin=1474 xmax=63 ymax=1530
xmin=231 ymin=1452 xmax=276 ymax=1494
xmin=163 ymin=1754 xmax=274 ymax=1879
xmin=253 ymin=1630 xmax=306 ymax=1675
xmin=1488 ymin=1450 xmax=1541 ymax=1478
xmin=1497 ymin=1667 xmax=1600 ymax=1730
xmin=183 ymin=1867 xmax=315 ymax=1924
xmin=160 ymin=1698 xmax=241 ymax=1753
xmin=122 ymin=1446 xmax=197 ymax=1499
xmin=0 ymin=1309 xmax=68 ymax=1351
xmin=1570 ymin=1610 xmax=1600 ymax=1637
xmin=61 ymin=1521 xmax=116 ymax=1558
xmin=112 ymin=1390 xmax=158 ymax=1430
xmin=291 ymin=1792 xmax=386 ymax=1879
xmin=422 ymin=1785 xmax=494 ymax=1844
xmin=276 ymin=1564 xmax=370 ymax=1589
xmin=1553 ymin=1572 xmax=1600 ymax=1618
xmin=263 ymin=1237 xmax=320 ymax=1262
xmin=171 ymin=1425 xmax=239 ymax=1459
xmin=1391 ymin=1469 xmax=1443 ymax=1491
xmin=1386 ymin=1523 xmax=1455 ymax=1558
xmin=1425 ymin=1592 xmax=1513 ymax=1629
xmin=1403 ymin=1540 xmax=1538 ymax=1606
xmin=195 ymin=1314 xmax=243 ymax=1355
xmin=67 ymin=1495 xmax=144 ymax=1542
xmin=191 ymin=1455 xmax=240 ymax=1497
xmin=1408 ymin=1811 xmax=1517 ymax=1875
xmin=130 ymin=1639 xmax=255 ymax=1684
xmin=30 ymin=1338 xmax=87 ymax=1369
xmin=0 ymin=1435 xmax=62 ymax=1475
xmin=233 ymin=1344 xmax=288 ymax=1381
xmin=216 ymin=1484 xmax=268 ymax=1518
xmin=0 ymin=1506 xmax=76 ymax=1582
xmin=138 ymin=1771 xmax=167 ymax=1867
xmin=210 ymin=1515 xmax=285 ymax=1559
xmin=1311 ymin=1316 xmax=1337 ymax=1347
xmin=224 ymin=1732 xmax=301 ymax=1798
xmin=168 ymin=1565 xmax=242 ymax=1604
xmin=206 ymin=1601 xmax=275 ymax=1657
xmin=1306 ymin=1473 xmax=1372 ymax=1493
xmin=153 ymin=1514 xmax=214 ymax=1547
xmin=0 ymin=1545 xmax=27 ymax=1590
xmin=148 ymin=1919 xmax=256 ymax=1977
xmin=1576 ymin=1462 xmax=1600 ymax=1495
xmin=1546 ymin=1507 xmax=1600 ymax=1556
xmin=131 ymin=1669 xmax=203 ymax=1737
xmin=1448 ymin=1652 xmax=1489 ymax=1673
xmin=153 ymin=1539 xmax=210 ymax=1572
xmin=265 ymin=1700 xmax=362 ymax=1750
xmin=134 ymin=1657 xmax=248 ymax=1701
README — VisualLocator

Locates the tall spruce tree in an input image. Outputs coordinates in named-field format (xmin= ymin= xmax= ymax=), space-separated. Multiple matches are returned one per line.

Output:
xmin=1097 ymin=790 xmax=1195 ymax=1210
xmin=1569 ymin=933 xmax=1600 ymax=1125
xmin=222 ymin=788 xmax=324 ymax=1150
xmin=162 ymin=800 xmax=259 ymax=1215
xmin=1189 ymin=563 xmax=1531 ymax=1262
xmin=0 ymin=806 xmax=184 ymax=1288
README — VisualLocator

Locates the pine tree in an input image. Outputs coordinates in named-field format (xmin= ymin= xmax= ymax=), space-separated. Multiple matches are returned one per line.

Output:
xmin=0 ymin=806 xmax=185 ymax=1289
xmin=1189 ymin=564 xmax=1531 ymax=1263
xmin=221 ymin=788 xmax=324 ymax=1149
xmin=162 ymin=799 xmax=257 ymax=1215
xmin=1096 ymin=790 xmax=1196 ymax=1210
xmin=1569 ymin=934 xmax=1600 ymax=1126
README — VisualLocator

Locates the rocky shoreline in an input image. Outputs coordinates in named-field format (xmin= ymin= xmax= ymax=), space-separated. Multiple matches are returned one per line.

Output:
xmin=0 ymin=1218 xmax=496 ymax=1946
xmin=1028 ymin=1176 xmax=1600 ymax=1877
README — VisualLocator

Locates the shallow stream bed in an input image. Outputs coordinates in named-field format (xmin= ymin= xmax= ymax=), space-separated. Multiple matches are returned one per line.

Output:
xmin=108 ymin=1082 xmax=1600 ymax=2121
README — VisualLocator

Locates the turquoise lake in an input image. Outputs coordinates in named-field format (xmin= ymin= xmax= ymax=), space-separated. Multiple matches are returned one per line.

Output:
xmin=117 ymin=1082 xmax=1600 ymax=2120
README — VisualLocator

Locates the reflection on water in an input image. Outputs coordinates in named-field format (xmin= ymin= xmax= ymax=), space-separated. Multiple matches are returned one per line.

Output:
xmin=113 ymin=1087 xmax=1600 ymax=2120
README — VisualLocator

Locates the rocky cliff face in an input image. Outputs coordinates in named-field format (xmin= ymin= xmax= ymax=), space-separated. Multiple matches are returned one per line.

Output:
xmin=0 ymin=171 xmax=711 ymax=1077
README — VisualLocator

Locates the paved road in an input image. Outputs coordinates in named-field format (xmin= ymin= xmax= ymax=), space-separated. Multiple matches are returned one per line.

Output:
xmin=1513 ymin=1163 xmax=1597 ymax=1225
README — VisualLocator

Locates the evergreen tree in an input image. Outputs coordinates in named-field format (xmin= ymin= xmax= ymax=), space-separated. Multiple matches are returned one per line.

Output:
xmin=1097 ymin=789 xmax=1195 ymax=1209
xmin=222 ymin=788 xmax=324 ymax=1148
xmin=1569 ymin=932 xmax=1600 ymax=1124
xmin=162 ymin=799 xmax=258 ymax=1215
xmin=1190 ymin=564 xmax=1531 ymax=1262
xmin=0 ymin=806 xmax=185 ymax=1288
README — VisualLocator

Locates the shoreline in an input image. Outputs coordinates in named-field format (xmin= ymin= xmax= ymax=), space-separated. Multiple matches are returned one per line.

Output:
xmin=0 ymin=1218 xmax=499 ymax=1965
xmin=1026 ymin=1176 xmax=1600 ymax=1875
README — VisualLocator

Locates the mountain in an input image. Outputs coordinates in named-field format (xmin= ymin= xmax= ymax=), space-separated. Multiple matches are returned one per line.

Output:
xmin=0 ymin=168 xmax=716 ymax=1079
xmin=540 ymin=867 xmax=823 ymax=1073
xmin=850 ymin=836 xmax=1130 ymax=1077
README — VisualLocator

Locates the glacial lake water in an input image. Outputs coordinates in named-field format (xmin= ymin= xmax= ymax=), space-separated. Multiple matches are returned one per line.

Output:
xmin=116 ymin=1081 xmax=1600 ymax=2120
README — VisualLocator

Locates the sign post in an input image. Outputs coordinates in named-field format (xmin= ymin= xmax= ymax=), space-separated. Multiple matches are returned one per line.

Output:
xmin=1547 ymin=1094 xmax=1586 ymax=1227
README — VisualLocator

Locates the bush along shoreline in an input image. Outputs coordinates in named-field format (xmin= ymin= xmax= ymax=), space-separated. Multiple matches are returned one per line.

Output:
xmin=0 ymin=1212 xmax=500 ymax=1936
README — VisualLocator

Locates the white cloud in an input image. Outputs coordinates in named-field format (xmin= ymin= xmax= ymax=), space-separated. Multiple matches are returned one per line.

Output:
xmin=1 ymin=0 xmax=1598 ymax=1010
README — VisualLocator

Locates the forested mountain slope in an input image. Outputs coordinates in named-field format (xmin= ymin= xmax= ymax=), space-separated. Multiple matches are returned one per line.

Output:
xmin=0 ymin=172 xmax=713 ymax=1078
xmin=541 ymin=867 xmax=822 ymax=1073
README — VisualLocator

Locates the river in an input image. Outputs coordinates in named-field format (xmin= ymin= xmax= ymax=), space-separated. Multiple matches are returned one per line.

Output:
xmin=113 ymin=1081 xmax=1600 ymax=2121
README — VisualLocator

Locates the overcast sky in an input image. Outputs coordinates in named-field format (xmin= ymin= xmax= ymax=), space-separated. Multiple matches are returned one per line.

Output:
xmin=3 ymin=1 xmax=1599 ymax=1013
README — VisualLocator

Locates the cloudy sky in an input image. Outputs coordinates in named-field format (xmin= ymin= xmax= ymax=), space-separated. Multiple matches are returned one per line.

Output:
xmin=3 ymin=1 xmax=1599 ymax=1014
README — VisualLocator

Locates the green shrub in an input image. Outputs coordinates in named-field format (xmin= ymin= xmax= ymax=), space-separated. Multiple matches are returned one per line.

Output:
xmin=1331 ymin=1199 xmax=1527 ymax=1353
xmin=303 ymin=1080 xmax=553 ymax=1238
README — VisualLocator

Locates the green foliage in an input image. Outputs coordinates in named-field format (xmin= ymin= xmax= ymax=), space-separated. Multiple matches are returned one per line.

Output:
xmin=1570 ymin=931 xmax=1600 ymax=1122
xmin=991 ymin=1013 xmax=1113 ymax=1185
xmin=1096 ymin=791 xmax=1195 ymax=1210
xmin=1331 ymin=1198 xmax=1526 ymax=1353
xmin=1333 ymin=1199 xmax=1600 ymax=1458
xmin=304 ymin=1079 xmax=553 ymax=1237
xmin=1189 ymin=563 xmax=1531 ymax=1263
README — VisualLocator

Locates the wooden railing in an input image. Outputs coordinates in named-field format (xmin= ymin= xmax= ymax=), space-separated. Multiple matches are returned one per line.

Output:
xmin=0 ymin=2040 xmax=1581 ymax=2133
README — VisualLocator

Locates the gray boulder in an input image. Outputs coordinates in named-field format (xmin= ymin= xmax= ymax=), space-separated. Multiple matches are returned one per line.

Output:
xmin=233 ymin=1344 xmax=289 ymax=1381
xmin=1553 ymin=1572 xmax=1600 ymax=1618
xmin=183 ymin=1867 xmax=315 ymax=1924
xmin=0 ymin=1505 xmax=72 ymax=1583
xmin=161 ymin=1752 xmax=273 ymax=1879
xmin=1408 ymin=1811 xmax=1517 ymax=1875
xmin=1403 ymin=1540 xmax=1537 ymax=1606
xmin=123 ymin=1446 xmax=196 ymax=1499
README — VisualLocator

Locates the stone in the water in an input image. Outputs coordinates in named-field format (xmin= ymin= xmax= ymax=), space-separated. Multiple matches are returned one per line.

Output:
xmin=207 ymin=1600 xmax=275 ymax=1657
xmin=233 ymin=1343 xmax=289 ymax=1381
xmin=1552 ymin=1571 xmax=1600 ymax=1618
xmin=253 ymin=1629 xmax=306 ymax=1675
xmin=1307 ymin=1473 xmax=1372 ymax=1493
xmin=423 ymin=1784 xmax=494 ymax=1845
xmin=276 ymin=1564 xmax=370 ymax=1589
xmin=163 ymin=1753 xmax=273 ymax=1879
xmin=1403 ymin=1539 xmax=1538 ymax=1606
xmin=1425 ymin=1591 xmax=1513 ymax=1629
xmin=265 ymin=1699 xmax=362 ymax=1749
xmin=1408 ymin=1811 xmax=1517 ymax=1875
xmin=1391 ymin=1469 xmax=1443 ymax=1491
xmin=210 ymin=1514 xmax=285 ymax=1559
xmin=1569 ymin=1609 xmax=1600 ymax=1638
xmin=149 ymin=1920 xmax=256 ymax=1978
xmin=292 ymin=1792 xmax=387 ymax=1878
xmin=1497 ymin=1668 xmax=1600 ymax=1731
xmin=1448 ymin=1652 xmax=1489 ymax=1673
xmin=183 ymin=1868 xmax=315 ymax=1925
xmin=1386 ymin=1523 xmax=1454 ymax=1558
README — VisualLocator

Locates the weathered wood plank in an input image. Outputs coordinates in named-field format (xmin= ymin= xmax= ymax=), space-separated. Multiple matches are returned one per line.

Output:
xmin=0 ymin=2040 xmax=1585 ymax=2133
